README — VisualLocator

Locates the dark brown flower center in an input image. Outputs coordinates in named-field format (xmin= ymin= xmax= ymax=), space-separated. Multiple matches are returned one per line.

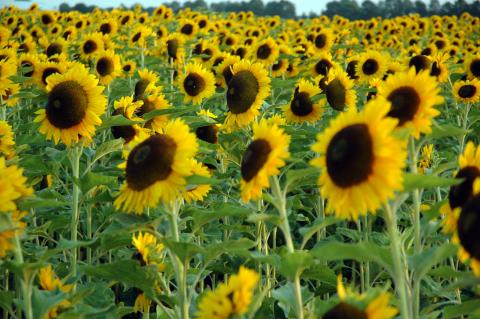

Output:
xmin=227 ymin=70 xmax=259 ymax=114
xmin=46 ymin=80 xmax=88 ymax=129
xmin=96 ymin=57 xmax=114 ymax=76
xmin=46 ymin=43 xmax=62 ymax=57
xmin=167 ymin=39 xmax=179 ymax=59
xmin=471 ymin=59 xmax=480 ymax=77
xmin=362 ymin=58 xmax=379 ymax=75
xmin=326 ymin=124 xmax=374 ymax=188
xmin=180 ymin=24 xmax=193 ymax=35
xmin=183 ymin=73 xmax=206 ymax=96
xmin=83 ymin=40 xmax=97 ymax=54
xmin=126 ymin=135 xmax=177 ymax=191
xmin=241 ymin=139 xmax=271 ymax=182
xmin=315 ymin=33 xmax=327 ymax=49
xmin=409 ymin=55 xmax=430 ymax=73
xmin=196 ymin=125 xmax=218 ymax=144
xmin=430 ymin=62 xmax=442 ymax=77
xmin=134 ymin=79 xmax=150 ymax=100
xmin=132 ymin=32 xmax=141 ymax=43
xmin=449 ymin=166 xmax=480 ymax=209
xmin=123 ymin=64 xmax=132 ymax=72
xmin=458 ymin=84 xmax=477 ymax=99
xmin=326 ymin=78 xmax=347 ymax=111
xmin=100 ymin=23 xmax=112 ymax=34
xmin=323 ymin=302 xmax=368 ymax=319
xmin=386 ymin=86 xmax=421 ymax=126
xmin=290 ymin=88 xmax=313 ymax=116
xmin=41 ymin=14 xmax=52 ymax=25
xmin=256 ymin=44 xmax=272 ymax=60
xmin=346 ymin=61 xmax=359 ymax=80
xmin=222 ymin=65 xmax=234 ymax=84
xmin=315 ymin=59 xmax=332 ymax=76
xmin=458 ymin=194 xmax=480 ymax=260
xmin=41 ymin=67 xmax=61 ymax=85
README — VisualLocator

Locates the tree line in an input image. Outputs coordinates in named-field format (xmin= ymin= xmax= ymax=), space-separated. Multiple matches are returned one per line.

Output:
xmin=58 ymin=0 xmax=480 ymax=19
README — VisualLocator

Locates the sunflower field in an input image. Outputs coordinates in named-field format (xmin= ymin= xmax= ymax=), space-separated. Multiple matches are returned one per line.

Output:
xmin=0 ymin=2 xmax=480 ymax=319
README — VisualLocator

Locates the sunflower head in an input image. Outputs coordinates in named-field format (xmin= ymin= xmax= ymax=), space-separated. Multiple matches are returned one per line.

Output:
xmin=453 ymin=78 xmax=480 ymax=103
xmin=179 ymin=63 xmax=215 ymax=105
xmin=95 ymin=50 xmax=121 ymax=85
xmin=325 ymin=67 xmax=357 ymax=111
xmin=284 ymin=78 xmax=324 ymax=124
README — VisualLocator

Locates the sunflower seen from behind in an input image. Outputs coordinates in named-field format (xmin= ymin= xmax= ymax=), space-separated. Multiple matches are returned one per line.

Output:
xmin=377 ymin=67 xmax=443 ymax=139
xmin=311 ymin=99 xmax=407 ymax=220
xmin=224 ymin=60 xmax=270 ymax=131
xmin=34 ymin=64 xmax=106 ymax=146
xmin=240 ymin=119 xmax=290 ymax=202
xmin=284 ymin=78 xmax=324 ymax=124
xmin=114 ymin=118 xmax=198 ymax=214
xmin=178 ymin=63 xmax=215 ymax=105
xmin=325 ymin=67 xmax=357 ymax=111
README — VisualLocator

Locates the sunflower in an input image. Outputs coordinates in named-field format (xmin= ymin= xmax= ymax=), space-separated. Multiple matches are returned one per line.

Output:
xmin=195 ymin=110 xmax=220 ymax=144
xmin=312 ymin=28 xmax=334 ymax=52
xmin=0 ymin=211 xmax=26 ymax=257
xmin=284 ymin=78 xmax=324 ymax=124
xmin=178 ymin=63 xmax=215 ymax=105
xmin=271 ymin=45 xmax=291 ymax=77
xmin=38 ymin=265 xmax=72 ymax=319
xmin=0 ymin=157 xmax=32 ymax=213
xmin=251 ymin=37 xmax=279 ymax=66
xmin=322 ymin=276 xmax=397 ymax=319
xmin=1 ymin=81 xmax=20 ymax=107
xmin=34 ymin=64 xmax=106 ymax=146
xmin=45 ymin=38 xmax=67 ymax=58
xmin=196 ymin=266 xmax=259 ymax=319
xmin=311 ymin=52 xmax=335 ymax=77
xmin=0 ymin=60 xmax=17 ymax=94
xmin=453 ymin=78 xmax=480 ymax=103
xmin=134 ymin=69 xmax=159 ymax=101
xmin=356 ymin=51 xmax=387 ymax=82
xmin=111 ymin=96 xmax=147 ymax=145
xmin=325 ymin=67 xmax=357 ymax=111
xmin=240 ymin=119 xmax=290 ymax=202
xmin=122 ymin=60 xmax=137 ymax=77
xmin=137 ymin=89 xmax=171 ymax=132
xmin=429 ymin=52 xmax=449 ymax=82
xmin=464 ymin=54 xmax=480 ymax=79
xmin=310 ymin=99 xmax=407 ymax=220
xmin=178 ymin=18 xmax=198 ymax=38
xmin=377 ymin=68 xmax=443 ymax=138
xmin=34 ymin=61 xmax=66 ymax=89
xmin=18 ymin=53 xmax=40 ymax=81
xmin=165 ymin=33 xmax=185 ymax=63
xmin=215 ymin=54 xmax=240 ymax=87
xmin=79 ymin=32 xmax=104 ymax=60
xmin=184 ymin=160 xmax=212 ymax=203
xmin=224 ymin=60 xmax=271 ymax=131
xmin=0 ymin=121 xmax=15 ymax=159
xmin=132 ymin=232 xmax=164 ymax=266
xmin=94 ymin=50 xmax=121 ymax=85
xmin=441 ymin=142 xmax=480 ymax=235
xmin=98 ymin=19 xmax=118 ymax=35
xmin=129 ymin=25 xmax=152 ymax=48
xmin=134 ymin=293 xmax=152 ymax=314
xmin=408 ymin=54 xmax=432 ymax=73
xmin=114 ymin=119 xmax=198 ymax=214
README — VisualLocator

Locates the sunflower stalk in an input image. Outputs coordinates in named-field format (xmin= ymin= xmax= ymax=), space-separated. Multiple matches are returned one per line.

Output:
xmin=166 ymin=200 xmax=190 ymax=319
xmin=69 ymin=144 xmax=83 ymax=291
xmin=270 ymin=175 xmax=304 ymax=319
xmin=384 ymin=202 xmax=411 ymax=319
xmin=12 ymin=219 xmax=33 ymax=319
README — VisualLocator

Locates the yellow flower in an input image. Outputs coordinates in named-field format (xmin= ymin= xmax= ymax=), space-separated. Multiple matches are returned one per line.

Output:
xmin=418 ymin=144 xmax=434 ymax=174
xmin=0 ymin=121 xmax=15 ymax=159
xmin=0 ymin=157 xmax=32 ymax=213
xmin=134 ymin=293 xmax=151 ymax=314
xmin=132 ymin=232 xmax=164 ymax=266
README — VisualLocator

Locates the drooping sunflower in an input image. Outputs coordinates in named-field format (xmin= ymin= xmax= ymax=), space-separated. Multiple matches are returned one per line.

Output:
xmin=464 ymin=54 xmax=480 ymax=79
xmin=134 ymin=69 xmax=159 ymax=101
xmin=283 ymin=78 xmax=324 ymax=124
xmin=325 ymin=67 xmax=357 ymax=111
xmin=377 ymin=68 xmax=443 ymax=138
xmin=79 ymin=32 xmax=104 ymax=60
xmin=165 ymin=33 xmax=185 ymax=63
xmin=34 ymin=64 xmax=106 ymax=146
xmin=184 ymin=159 xmax=212 ymax=203
xmin=356 ymin=51 xmax=388 ymax=82
xmin=111 ymin=96 xmax=148 ymax=145
xmin=137 ymin=88 xmax=171 ymax=132
xmin=322 ymin=276 xmax=397 ymax=319
xmin=0 ymin=121 xmax=15 ymax=159
xmin=178 ymin=63 xmax=216 ymax=105
xmin=429 ymin=52 xmax=449 ymax=82
xmin=114 ymin=119 xmax=198 ymax=214
xmin=224 ymin=60 xmax=271 ymax=131
xmin=240 ymin=119 xmax=290 ymax=202
xmin=441 ymin=142 xmax=480 ymax=235
xmin=408 ymin=54 xmax=432 ymax=74
xmin=94 ymin=50 xmax=121 ymax=85
xmin=310 ymin=99 xmax=407 ymax=220
xmin=453 ymin=78 xmax=480 ymax=103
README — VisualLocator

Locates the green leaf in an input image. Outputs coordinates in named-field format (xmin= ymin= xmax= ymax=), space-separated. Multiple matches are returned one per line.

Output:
xmin=299 ymin=216 xmax=338 ymax=249
xmin=286 ymin=167 xmax=319 ymax=192
xmin=162 ymin=240 xmax=204 ymax=264
xmin=17 ymin=197 xmax=69 ymax=210
xmin=186 ymin=174 xmax=221 ymax=186
xmin=443 ymin=300 xmax=480 ymax=319
xmin=142 ymin=107 xmax=192 ymax=121
xmin=410 ymin=243 xmax=457 ymax=281
xmin=428 ymin=123 xmax=469 ymax=139
xmin=98 ymin=115 xmax=141 ymax=131
xmin=41 ymin=238 xmax=97 ymax=262
xmin=79 ymin=172 xmax=117 ymax=194
xmin=402 ymin=173 xmax=461 ymax=192
xmin=92 ymin=139 xmax=124 ymax=164
xmin=203 ymin=238 xmax=256 ymax=262
xmin=311 ymin=241 xmax=394 ymax=276
xmin=277 ymin=251 xmax=314 ymax=280
xmin=32 ymin=288 xmax=68 ymax=319
xmin=0 ymin=291 xmax=14 ymax=314
xmin=80 ymin=260 xmax=157 ymax=298
xmin=189 ymin=204 xmax=252 ymax=232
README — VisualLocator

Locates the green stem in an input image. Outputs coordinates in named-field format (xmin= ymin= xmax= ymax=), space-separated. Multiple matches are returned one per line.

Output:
xmin=384 ymin=202 xmax=410 ymax=319
xmin=13 ymin=226 xmax=32 ymax=319
xmin=167 ymin=202 xmax=189 ymax=319
xmin=0 ymin=95 xmax=5 ymax=121
xmin=70 ymin=145 xmax=82 ymax=291
xmin=87 ymin=204 xmax=93 ymax=267
xmin=270 ymin=176 xmax=303 ymax=319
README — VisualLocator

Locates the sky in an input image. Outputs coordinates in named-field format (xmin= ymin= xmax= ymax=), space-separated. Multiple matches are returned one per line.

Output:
xmin=1 ymin=0 xmax=450 ymax=15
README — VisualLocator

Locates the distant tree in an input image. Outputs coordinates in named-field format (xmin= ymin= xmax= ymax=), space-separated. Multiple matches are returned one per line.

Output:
xmin=414 ymin=0 xmax=428 ymax=16
xmin=59 ymin=3 xmax=70 ymax=12
xmin=264 ymin=0 xmax=296 ymax=19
